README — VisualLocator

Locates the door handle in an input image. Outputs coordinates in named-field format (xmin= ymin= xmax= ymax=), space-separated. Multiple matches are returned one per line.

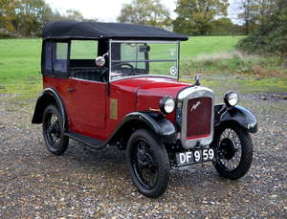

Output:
xmin=67 ymin=87 xmax=76 ymax=93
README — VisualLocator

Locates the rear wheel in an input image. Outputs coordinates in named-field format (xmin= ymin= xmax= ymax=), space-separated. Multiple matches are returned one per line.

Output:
xmin=42 ymin=105 xmax=69 ymax=155
xmin=126 ymin=129 xmax=170 ymax=198
xmin=212 ymin=123 xmax=253 ymax=179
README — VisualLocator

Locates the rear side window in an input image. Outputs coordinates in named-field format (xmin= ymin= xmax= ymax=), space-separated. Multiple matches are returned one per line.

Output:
xmin=54 ymin=42 xmax=68 ymax=74
xmin=56 ymin=43 xmax=68 ymax=59
xmin=44 ymin=42 xmax=53 ymax=73
xmin=43 ymin=41 xmax=69 ymax=78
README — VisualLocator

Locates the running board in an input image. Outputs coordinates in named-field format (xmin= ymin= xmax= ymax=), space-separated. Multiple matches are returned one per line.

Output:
xmin=65 ymin=132 xmax=106 ymax=150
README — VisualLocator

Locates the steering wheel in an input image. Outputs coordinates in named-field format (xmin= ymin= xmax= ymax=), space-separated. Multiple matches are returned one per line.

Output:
xmin=100 ymin=63 xmax=135 ymax=82
xmin=113 ymin=63 xmax=135 ymax=75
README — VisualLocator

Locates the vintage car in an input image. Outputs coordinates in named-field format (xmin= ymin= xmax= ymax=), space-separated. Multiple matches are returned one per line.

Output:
xmin=32 ymin=21 xmax=257 ymax=198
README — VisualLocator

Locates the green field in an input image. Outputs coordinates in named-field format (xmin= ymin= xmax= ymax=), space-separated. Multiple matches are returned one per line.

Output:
xmin=181 ymin=36 xmax=243 ymax=59
xmin=0 ymin=36 xmax=286 ymax=99
xmin=0 ymin=36 xmax=244 ymax=82
xmin=0 ymin=39 xmax=42 ymax=98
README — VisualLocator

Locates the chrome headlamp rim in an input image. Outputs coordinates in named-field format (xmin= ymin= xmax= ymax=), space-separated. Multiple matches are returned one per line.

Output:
xmin=159 ymin=96 xmax=175 ymax=114
xmin=224 ymin=91 xmax=239 ymax=107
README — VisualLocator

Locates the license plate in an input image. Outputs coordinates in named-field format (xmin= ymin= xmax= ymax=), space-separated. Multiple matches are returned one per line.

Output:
xmin=176 ymin=148 xmax=215 ymax=166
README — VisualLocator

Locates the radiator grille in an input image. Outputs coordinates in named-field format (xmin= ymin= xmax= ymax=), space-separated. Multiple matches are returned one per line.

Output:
xmin=186 ymin=97 xmax=212 ymax=140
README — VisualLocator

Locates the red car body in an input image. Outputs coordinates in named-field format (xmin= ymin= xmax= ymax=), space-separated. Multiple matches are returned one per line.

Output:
xmin=32 ymin=21 xmax=257 ymax=198
xmin=43 ymin=76 xmax=190 ymax=140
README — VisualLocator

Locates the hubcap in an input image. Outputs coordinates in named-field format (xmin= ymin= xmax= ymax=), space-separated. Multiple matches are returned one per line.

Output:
xmin=220 ymin=138 xmax=237 ymax=160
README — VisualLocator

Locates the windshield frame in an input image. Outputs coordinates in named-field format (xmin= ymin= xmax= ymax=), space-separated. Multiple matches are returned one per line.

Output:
xmin=109 ymin=40 xmax=180 ymax=82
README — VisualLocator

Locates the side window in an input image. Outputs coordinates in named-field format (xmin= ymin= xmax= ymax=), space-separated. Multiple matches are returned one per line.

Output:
xmin=71 ymin=40 xmax=98 ymax=59
xmin=44 ymin=42 xmax=53 ymax=73
xmin=69 ymin=40 xmax=105 ymax=82
xmin=54 ymin=42 xmax=68 ymax=74
xmin=43 ymin=41 xmax=69 ymax=78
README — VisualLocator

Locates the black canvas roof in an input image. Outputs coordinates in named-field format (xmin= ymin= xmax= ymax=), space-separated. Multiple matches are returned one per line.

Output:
xmin=43 ymin=21 xmax=188 ymax=41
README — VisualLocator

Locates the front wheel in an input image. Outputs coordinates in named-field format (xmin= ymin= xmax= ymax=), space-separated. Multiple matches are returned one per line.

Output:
xmin=212 ymin=123 xmax=253 ymax=179
xmin=126 ymin=129 xmax=170 ymax=198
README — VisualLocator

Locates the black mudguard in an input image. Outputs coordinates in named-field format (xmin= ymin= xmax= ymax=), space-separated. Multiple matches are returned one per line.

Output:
xmin=109 ymin=111 xmax=177 ymax=145
xmin=66 ymin=111 xmax=177 ymax=150
xmin=214 ymin=104 xmax=258 ymax=133
xmin=32 ymin=88 xmax=67 ymax=127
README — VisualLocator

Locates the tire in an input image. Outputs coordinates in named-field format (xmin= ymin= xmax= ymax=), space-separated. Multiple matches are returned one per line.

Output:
xmin=42 ymin=105 xmax=69 ymax=155
xmin=212 ymin=123 xmax=253 ymax=180
xmin=126 ymin=129 xmax=170 ymax=198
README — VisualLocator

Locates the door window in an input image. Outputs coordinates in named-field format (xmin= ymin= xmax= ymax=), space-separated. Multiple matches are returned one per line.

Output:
xmin=69 ymin=40 xmax=105 ymax=82
xmin=71 ymin=40 xmax=98 ymax=59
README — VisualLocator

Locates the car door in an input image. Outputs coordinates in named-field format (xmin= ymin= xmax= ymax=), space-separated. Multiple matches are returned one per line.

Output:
xmin=64 ymin=40 xmax=108 ymax=138
xmin=67 ymin=78 xmax=107 ymax=136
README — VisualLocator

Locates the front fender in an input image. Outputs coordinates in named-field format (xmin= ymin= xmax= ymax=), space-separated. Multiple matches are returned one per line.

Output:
xmin=109 ymin=111 xmax=177 ymax=145
xmin=215 ymin=105 xmax=258 ymax=133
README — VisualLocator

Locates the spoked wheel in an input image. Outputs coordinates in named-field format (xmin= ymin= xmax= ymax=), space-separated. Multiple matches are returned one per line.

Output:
xmin=212 ymin=123 xmax=253 ymax=179
xmin=132 ymin=140 xmax=159 ymax=189
xmin=127 ymin=130 xmax=170 ymax=198
xmin=43 ymin=105 xmax=69 ymax=155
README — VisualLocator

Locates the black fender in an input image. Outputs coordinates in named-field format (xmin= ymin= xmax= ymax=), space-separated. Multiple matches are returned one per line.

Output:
xmin=109 ymin=111 xmax=177 ymax=146
xmin=214 ymin=104 xmax=258 ymax=133
xmin=32 ymin=88 xmax=67 ymax=128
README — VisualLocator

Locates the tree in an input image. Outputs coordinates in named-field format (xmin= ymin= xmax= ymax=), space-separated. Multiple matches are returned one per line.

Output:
xmin=238 ymin=0 xmax=252 ymax=34
xmin=0 ymin=0 xmax=19 ymax=32
xmin=209 ymin=17 xmax=242 ymax=35
xmin=173 ymin=0 xmax=229 ymax=35
xmin=237 ymin=0 xmax=287 ymax=59
xmin=237 ymin=0 xmax=274 ymax=34
xmin=0 ymin=0 xmax=53 ymax=36
xmin=14 ymin=0 xmax=52 ymax=36
xmin=0 ymin=0 xmax=85 ymax=37
xmin=117 ymin=0 xmax=171 ymax=28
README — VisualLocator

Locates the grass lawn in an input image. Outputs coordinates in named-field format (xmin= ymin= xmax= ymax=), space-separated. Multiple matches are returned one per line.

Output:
xmin=0 ymin=39 xmax=41 ymax=82
xmin=0 ymin=39 xmax=42 ymax=98
xmin=181 ymin=36 xmax=244 ymax=59
xmin=0 ymin=36 xmax=286 ymax=100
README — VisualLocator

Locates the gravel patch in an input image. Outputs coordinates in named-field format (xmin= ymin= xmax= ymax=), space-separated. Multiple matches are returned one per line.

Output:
xmin=0 ymin=94 xmax=286 ymax=218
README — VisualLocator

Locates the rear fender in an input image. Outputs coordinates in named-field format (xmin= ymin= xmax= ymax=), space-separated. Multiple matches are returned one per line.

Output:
xmin=32 ymin=88 xmax=67 ymax=128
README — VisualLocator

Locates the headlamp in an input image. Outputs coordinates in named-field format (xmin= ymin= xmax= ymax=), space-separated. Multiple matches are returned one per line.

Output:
xmin=160 ymin=97 xmax=175 ymax=114
xmin=224 ymin=91 xmax=239 ymax=107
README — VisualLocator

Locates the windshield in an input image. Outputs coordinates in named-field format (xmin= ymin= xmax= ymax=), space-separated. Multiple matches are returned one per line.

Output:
xmin=110 ymin=41 xmax=179 ymax=81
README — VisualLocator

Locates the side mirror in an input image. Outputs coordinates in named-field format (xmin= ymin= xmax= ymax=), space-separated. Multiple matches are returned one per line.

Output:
xmin=95 ymin=56 xmax=106 ymax=67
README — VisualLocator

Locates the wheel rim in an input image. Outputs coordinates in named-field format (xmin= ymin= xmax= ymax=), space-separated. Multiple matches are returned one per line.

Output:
xmin=131 ymin=139 xmax=159 ymax=190
xmin=44 ymin=111 xmax=62 ymax=147
xmin=217 ymin=128 xmax=242 ymax=171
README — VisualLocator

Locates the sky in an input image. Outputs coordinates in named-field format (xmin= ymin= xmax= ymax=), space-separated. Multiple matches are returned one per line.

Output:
xmin=45 ymin=0 xmax=240 ymax=23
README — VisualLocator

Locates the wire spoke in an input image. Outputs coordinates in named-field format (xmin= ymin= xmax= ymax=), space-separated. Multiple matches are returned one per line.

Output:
xmin=218 ymin=128 xmax=242 ymax=171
